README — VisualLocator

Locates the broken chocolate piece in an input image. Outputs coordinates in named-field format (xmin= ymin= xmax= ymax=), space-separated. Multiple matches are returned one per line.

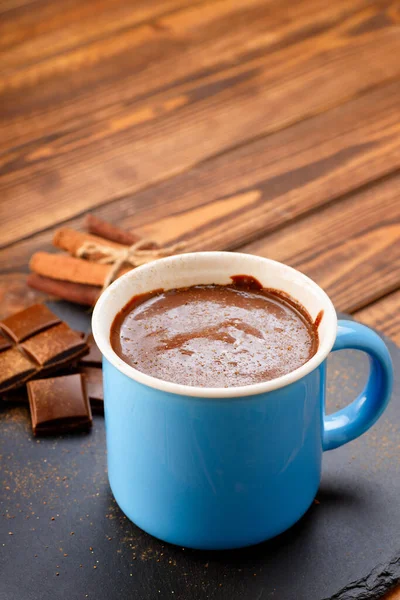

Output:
xmin=0 ymin=303 xmax=61 ymax=342
xmin=79 ymin=333 xmax=102 ymax=367
xmin=27 ymin=374 xmax=92 ymax=435
xmin=0 ymin=332 xmax=12 ymax=352
xmin=81 ymin=367 xmax=103 ymax=414
xmin=22 ymin=323 xmax=87 ymax=368
xmin=0 ymin=304 xmax=89 ymax=394
xmin=0 ymin=348 xmax=38 ymax=393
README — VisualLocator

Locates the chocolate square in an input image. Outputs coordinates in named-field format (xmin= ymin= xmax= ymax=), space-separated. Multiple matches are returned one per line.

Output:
xmin=0 ymin=348 xmax=37 ymax=393
xmin=0 ymin=304 xmax=89 ymax=395
xmin=81 ymin=367 xmax=103 ymax=414
xmin=79 ymin=333 xmax=102 ymax=367
xmin=0 ymin=332 xmax=12 ymax=352
xmin=27 ymin=374 xmax=92 ymax=435
xmin=22 ymin=323 xmax=87 ymax=367
xmin=0 ymin=304 xmax=61 ymax=342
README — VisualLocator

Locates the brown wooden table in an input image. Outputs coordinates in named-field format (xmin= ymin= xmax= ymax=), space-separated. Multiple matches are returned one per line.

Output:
xmin=1 ymin=0 xmax=399 ymax=597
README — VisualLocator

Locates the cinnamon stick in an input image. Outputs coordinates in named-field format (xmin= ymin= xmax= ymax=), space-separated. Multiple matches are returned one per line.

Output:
xmin=30 ymin=252 xmax=130 ymax=287
xmin=53 ymin=228 xmax=127 ymax=259
xmin=27 ymin=274 xmax=100 ymax=306
xmin=84 ymin=214 xmax=158 ymax=249
xmin=84 ymin=214 xmax=141 ymax=245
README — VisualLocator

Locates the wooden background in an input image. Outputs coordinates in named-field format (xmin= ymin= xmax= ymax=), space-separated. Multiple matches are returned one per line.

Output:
xmin=0 ymin=0 xmax=399 ymax=597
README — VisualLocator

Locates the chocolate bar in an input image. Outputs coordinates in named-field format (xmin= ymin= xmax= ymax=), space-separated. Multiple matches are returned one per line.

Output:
xmin=0 ymin=348 xmax=38 ymax=392
xmin=0 ymin=304 xmax=88 ymax=394
xmin=0 ymin=303 xmax=61 ymax=342
xmin=79 ymin=333 xmax=102 ymax=368
xmin=81 ymin=366 xmax=103 ymax=414
xmin=78 ymin=334 xmax=103 ymax=413
xmin=0 ymin=332 xmax=12 ymax=352
xmin=27 ymin=374 xmax=92 ymax=435
xmin=22 ymin=323 xmax=87 ymax=367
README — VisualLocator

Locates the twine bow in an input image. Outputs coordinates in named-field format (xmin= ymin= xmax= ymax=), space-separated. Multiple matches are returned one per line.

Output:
xmin=76 ymin=238 xmax=186 ymax=292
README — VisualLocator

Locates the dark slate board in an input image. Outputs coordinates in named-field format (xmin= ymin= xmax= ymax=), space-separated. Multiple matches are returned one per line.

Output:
xmin=1 ymin=304 xmax=399 ymax=600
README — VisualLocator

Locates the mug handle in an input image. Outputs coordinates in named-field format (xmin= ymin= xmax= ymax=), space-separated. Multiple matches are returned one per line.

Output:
xmin=323 ymin=320 xmax=393 ymax=451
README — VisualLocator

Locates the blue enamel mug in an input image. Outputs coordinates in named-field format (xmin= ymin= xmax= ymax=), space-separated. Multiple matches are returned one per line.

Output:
xmin=92 ymin=252 xmax=393 ymax=550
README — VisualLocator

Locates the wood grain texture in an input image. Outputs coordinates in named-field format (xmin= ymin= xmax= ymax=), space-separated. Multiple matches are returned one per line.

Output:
xmin=1 ymin=169 xmax=399 ymax=319
xmin=0 ymin=274 xmax=47 ymax=319
xmin=0 ymin=0 xmax=194 ymax=71
xmin=1 ymin=75 xmax=400 ymax=261
xmin=0 ymin=0 xmax=42 ymax=15
xmin=136 ymin=81 xmax=400 ymax=248
xmin=0 ymin=0 xmax=373 ymax=140
xmin=355 ymin=289 xmax=400 ymax=344
xmin=383 ymin=587 xmax=400 ymax=600
xmin=241 ymin=175 xmax=400 ymax=313
xmin=2 ymin=0 xmax=400 ymax=245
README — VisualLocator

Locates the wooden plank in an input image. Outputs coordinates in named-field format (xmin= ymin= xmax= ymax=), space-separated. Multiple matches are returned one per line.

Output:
xmin=1 ymin=173 xmax=399 ymax=321
xmin=2 ymin=0 xmax=359 ymax=145
xmin=0 ymin=0 xmax=42 ymax=15
xmin=1 ymin=173 xmax=399 ymax=319
xmin=383 ymin=588 xmax=400 ymax=600
xmin=2 ymin=0 xmax=400 ymax=245
xmin=1 ymin=80 xmax=400 ymax=267
xmin=135 ymin=80 xmax=400 ymax=248
xmin=240 ymin=175 xmax=400 ymax=313
xmin=0 ymin=274 xmax=47 ymax=319
xmin=355 ymin=289 xmax=400 ymax=344
xmin=0 ymin=0 xmax=193 ymax=68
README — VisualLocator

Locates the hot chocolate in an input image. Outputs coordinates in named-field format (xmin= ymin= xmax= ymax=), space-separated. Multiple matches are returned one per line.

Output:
xmin=111 ymin=275 xmax=318 ymax=388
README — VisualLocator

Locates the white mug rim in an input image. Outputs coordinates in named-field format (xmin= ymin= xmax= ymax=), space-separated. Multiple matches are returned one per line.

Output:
xmin=92 ymin=252 xmax=337 ymax=398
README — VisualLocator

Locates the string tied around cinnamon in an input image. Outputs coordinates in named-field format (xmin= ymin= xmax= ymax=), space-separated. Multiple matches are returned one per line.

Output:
xmin=76 ymin=238 xmax=187 ymax=293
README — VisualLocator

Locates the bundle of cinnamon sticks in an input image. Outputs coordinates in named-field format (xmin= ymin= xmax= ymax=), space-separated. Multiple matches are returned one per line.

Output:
xmin=28 ymin=215 xmax=184 ymax=306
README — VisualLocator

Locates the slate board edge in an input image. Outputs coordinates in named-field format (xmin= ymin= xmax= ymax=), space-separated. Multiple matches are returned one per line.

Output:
xmin=323 ymin=554 xmax=400 ymax=600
